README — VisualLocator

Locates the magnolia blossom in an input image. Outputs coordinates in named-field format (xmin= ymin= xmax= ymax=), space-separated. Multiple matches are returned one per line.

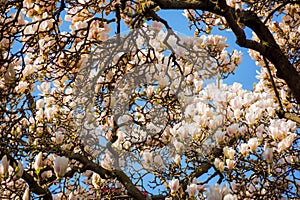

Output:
xmin=173 ymin=154 xmax=181 ymax=165
xmin=207 ymin=184 xmax=223 ymax=200
xmin=15 ymin=81 xmax=29 ymax=93
xmin=214 ymin=158 xmax=225 ymax=172
xmin=226 ymin=159 xmax=235 ymax=170
xmin=16 ymin=160 xmax=24 ymax=178
xmin=92 ymin=173 xmax=104 ymax=189
xmin=34 ymin=152 xmax=43 ymax=171
xmin=22 ymin=187 xmax=30 ymax=200
xmin=263 ymin=147 xmax=273 ymax=163
xmin=68 ymin=192 xmax=75 ymax=200
xmin=169 ymin=178 xmax=180 ymax=193
xmin=37 ymin=82 xmax=50 ymax=94
xmin=36 ymin=99 xmax=44 ymax=109
xmin=223 ymin=147 xmax=235 ymax=160
xmin=44 ymin=106 xmax=56 ymax=121
xmin=277 ymin=133 xmax=296 ymax=153
xmin=150 ymin=21 xmax=163 ymax=32
xmin=186 ymin=183 xmax=197 ymax=197
xmin=173 ymin=140 xmax=184 ymax=153
xmin=0 ymin=155 xmax=9 ymax=177
xmin=245 ymin=111 xmax=256 ymax=125
xmin=248 ymin=138 xmax=259 ymax=152
xmin=207 ymin=184 xmax=232 ymax=200
xmin=214 ymin=130 xmax=226 ymax=144
xmin=55 ymin=131 xmax=64 ymax=144
xmin=41 ymin=170 xmax=52 ymax=179
xmin=100 ymin=154 xmax=112 ymax=170
xmin=142 ymin=150 xmax=153 ymax=164
xmin=146 ymin=85 xmax=154 ymax=97
xmin=53 ymin=156 xmax=69 ymax=178
xmin=239 ymin=143 xmax=249 ymax=156
xmin=224 ymin=194 xmax=238 ymax=200
xmin=153 ymin=154 xmax=164 ymax=169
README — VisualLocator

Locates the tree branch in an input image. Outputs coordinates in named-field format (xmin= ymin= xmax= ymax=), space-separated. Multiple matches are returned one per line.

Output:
xmin=64 ymin=151 xmax=147 ymax=200
xmin=0 ymin=153 xmax=53 ymax=199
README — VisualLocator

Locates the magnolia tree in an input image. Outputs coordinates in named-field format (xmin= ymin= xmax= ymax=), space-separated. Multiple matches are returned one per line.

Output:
xmin=0 ymin=0 xmax=300 ymax=199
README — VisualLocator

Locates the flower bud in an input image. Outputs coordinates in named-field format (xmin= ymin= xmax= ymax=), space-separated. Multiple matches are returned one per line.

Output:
xmin=186 ymin=183 xmax=197 ymax=197
xmin=263 ymin=147 xmax=273 ymax=163
xmin=34 ymin=152 xmax=43 ymax=172
xmin=16 ymin=160 xmax=24 ymax=178
xmin=0 ymin=155 xmax=9 ymax=177
xmin=53 ymin=156 xmax=69 ymax=178
xmin=23 ymin=187 xmax=30 ymax=200
xmin=169 ymin=178 xmax=180 ymax=193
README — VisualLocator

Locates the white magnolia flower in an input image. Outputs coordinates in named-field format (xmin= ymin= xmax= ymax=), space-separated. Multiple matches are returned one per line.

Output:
xmin=186 ymin=183 xmax=197 ymax=197
xmin=169 ymin=178 xmax=180 ymax=193
xmin=0 ymin=155 xmax=9 ymax=177
xmin=263 ymin=147 xmax=273 ymax=163
xmin=53 ymin=156 xmax=69 ymax=178
xmin=22 ymin=187 xmax=30 ymax=200
xmin=15 ymin=81 xmax=29 ymax=93
xmin=16 ymin=160 xmax=24 ymax=178
xmin=248 ymin=138 xmax=259 ymax=152
xmin=34 ymin=152 xmax=43 ymax=171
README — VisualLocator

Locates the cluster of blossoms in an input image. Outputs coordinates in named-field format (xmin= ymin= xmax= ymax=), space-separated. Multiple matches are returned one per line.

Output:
xmin=0 ymin=0 xmax=299 ymax=199
xmin=168 ymin=178 xmax=237 ymax=200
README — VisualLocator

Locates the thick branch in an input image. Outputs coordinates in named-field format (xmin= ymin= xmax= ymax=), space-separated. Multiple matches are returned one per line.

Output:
xmin=0 ymin=153 xmax=52 ymax=199
xmin=283 ymin=112 xmax=300 ymax=127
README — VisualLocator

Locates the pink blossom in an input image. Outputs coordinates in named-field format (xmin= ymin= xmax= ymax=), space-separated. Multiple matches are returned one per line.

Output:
xmin=223 ymin=147 xmax=235 ymax=160
xmin=37 ymin=82 xmax=50 ymax=94
xmin=142 ymin=150 xmax=153 ymax=164
xmin=16 ymin=160 xmax=24 ymax=178
xmin=214 ymin=130 xmax=226 ymax=144
xmin=173 ymin=140 xmax=184 ymax=153
xmin=226 ymin=124 xmax=239 ymax=136
xmin=263 ymin=147 xmax=273 ymax=163
xmin=169 ymin=178 xmax=180 ymax=193
xmin=15 ymin=81 xmax=29 ymax=93
xmin=214 ymin=158 xmax=225 ymax=172
xmin=240 ymin=143 xmax=249 ymax=156
xmin=92 ymin=173 xmax=104 ymax=189
xmin=68 ymin=192 xmax=75 ymax=200
xmin=34 ymin=152 xmax=43 ymax=171
xmin=186 ymin=183 xmax=197 ymax=197
xmin=151 ymin=21 xmax=164 ymax=32
xmin=22 ymin=187 xmax=30 ymax=200
xmin=173 ymin=154 xmax=181 ymax=165
xmin=55 ymin=131 xmax=64 ymax=144
xmin=207 ymin=184 xmax=222 ymax=200
xmin=101 ymin=154 xmax=112 ymax=170
xmin=226 ymin=159 xmax=235 ymax=170
xmin=224 ymin=194 xmax=238 ymax=200
xmin=248 ymin=138 xmax=259 ymax=152
xmin=0 ymin=155 xmax=9 ymax=177
xmin=154 ymin=155 xmax=164 ymax=169
xmin=36 ymin=99 xmax=44 ymax=109
xmin=53 ymin=156 xmax=69 ymax=178
xmin=245 ymin=111 xmax=256 ymax=125
xmin=146 ymin=85 xmax=154 ymax=97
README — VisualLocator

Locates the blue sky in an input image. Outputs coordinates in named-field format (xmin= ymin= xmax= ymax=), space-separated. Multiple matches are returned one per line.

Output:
xmin=14 ymin=7 xmax=262 ymax=196
xmin=59 ymin=8 xmax=259 ymax=90
xmin=158 ymin=10 xmax=260 ymax=90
